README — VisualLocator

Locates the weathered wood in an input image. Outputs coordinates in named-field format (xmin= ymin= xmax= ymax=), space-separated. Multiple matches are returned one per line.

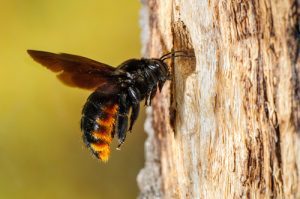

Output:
xmin=138 ymin=0 xmax=300 ymax=198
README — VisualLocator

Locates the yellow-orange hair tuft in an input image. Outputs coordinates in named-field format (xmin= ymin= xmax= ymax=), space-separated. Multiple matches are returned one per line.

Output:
xmin=89 ymin=104 xmax=118 ymax=162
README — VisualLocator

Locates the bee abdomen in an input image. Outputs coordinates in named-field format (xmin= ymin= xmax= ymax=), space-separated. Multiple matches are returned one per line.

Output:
xmin=81 ymin=91 xmax=118 ymax=162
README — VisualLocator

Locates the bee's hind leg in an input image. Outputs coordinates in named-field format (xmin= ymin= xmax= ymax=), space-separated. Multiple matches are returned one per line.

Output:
xmin=116 ymin=92 xmax=130 ymax=148
xmin=128 ymin=87 xmax=141 ymax=132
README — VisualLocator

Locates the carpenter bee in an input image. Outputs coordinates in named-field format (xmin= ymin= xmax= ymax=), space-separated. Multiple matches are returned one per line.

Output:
xmin=27 ymin=50 xmax=190 ymax=162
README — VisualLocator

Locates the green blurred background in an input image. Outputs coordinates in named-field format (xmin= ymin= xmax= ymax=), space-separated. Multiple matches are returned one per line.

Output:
xmin=0 ymin=1 xmax=146 ymax=198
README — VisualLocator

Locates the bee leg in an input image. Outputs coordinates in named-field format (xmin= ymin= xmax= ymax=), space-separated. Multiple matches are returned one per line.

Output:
xmin=145 ymin=88 xmax=152 ymax=106
xmin=117 ymin=92 xmax=129 ymax=147
xmin=128 ymin=87 xmax=141 ymax=131
xmin=144 ymin=84 xmax=157 ymax=106
xmin=144 ymin=90 xmax=150 ymax=106
xmin=149 ymin=85 xmax=157 ymax=105
xmin=129 ymin=103 xmax=140 ymax=132
xmin=158 ymin=79 xmax=166 ymax=91
xmin=144 ymin=95 xmax=149 ymax=106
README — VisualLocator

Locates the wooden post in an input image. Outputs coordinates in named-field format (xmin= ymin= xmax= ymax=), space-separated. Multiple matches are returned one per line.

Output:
xmin=138 ymin=0 xmax=300 ymax=198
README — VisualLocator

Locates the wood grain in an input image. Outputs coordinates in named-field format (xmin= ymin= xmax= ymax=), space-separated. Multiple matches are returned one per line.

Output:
xmin=138 ymin=0 xmax=300 ymax=198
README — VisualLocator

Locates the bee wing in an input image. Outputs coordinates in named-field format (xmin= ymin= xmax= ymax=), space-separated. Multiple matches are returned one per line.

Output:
xmin=27 ymin=50 xmax=116 ymax=90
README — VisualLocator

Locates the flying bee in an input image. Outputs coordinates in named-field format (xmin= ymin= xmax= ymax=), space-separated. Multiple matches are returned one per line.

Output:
xmin=27 ymin=49 xmax=191 ymax=162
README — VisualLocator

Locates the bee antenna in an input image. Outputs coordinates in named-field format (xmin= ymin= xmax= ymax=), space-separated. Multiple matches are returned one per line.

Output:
xmin=160 ymin=50 xmax=194 ymax=61
xmin=160 ymin=51 xmax=185 ymax=59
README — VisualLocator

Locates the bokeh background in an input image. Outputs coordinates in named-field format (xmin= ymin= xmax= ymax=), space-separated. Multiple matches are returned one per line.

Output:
xmin=0 ymin=1 xmax=146 ymax=198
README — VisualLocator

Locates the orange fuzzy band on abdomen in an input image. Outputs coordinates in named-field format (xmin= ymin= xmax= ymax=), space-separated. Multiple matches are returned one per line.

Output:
xmin=92 ymin=128 xmax=112 ymax=143
xmin=90 ymin=104 xmax=118 ymax=161
xmin=90 ymin=142 xmax=110 ymax=162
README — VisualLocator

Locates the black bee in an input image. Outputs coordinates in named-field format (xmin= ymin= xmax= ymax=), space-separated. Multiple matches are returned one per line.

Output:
xmin=27 ymin=50 xmax=189 ymax=161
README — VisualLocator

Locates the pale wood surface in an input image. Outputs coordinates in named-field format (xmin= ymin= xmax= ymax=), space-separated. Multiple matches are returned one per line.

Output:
xmin=138 ymin=0 xmax=300 ymax=198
